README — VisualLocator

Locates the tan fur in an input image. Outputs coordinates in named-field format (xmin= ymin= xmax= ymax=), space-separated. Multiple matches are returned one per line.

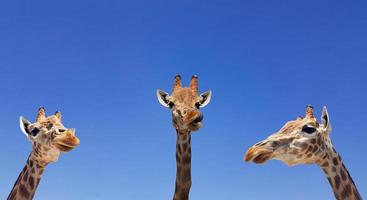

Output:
xmin=8 ymin=108 xmax=79 ymax=200
xmin=244 ymin=106 xmax=361 ymax=200
xmin=158 ymin=75 xmax=211 ymax=200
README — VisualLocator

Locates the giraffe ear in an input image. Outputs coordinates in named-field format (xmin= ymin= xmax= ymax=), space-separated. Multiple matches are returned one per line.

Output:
xmin=19 ymin=116 xmax=31 ymax=136
xmin=321 ymin=106 xmax=332 ymax=133
xmin=199 ymin=91 xmax=212 ymax=108
xmin=156 ymin=89 xmax=171 ymax=108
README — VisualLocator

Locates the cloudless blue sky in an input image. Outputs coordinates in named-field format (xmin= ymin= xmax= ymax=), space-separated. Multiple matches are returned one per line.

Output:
xmin=0 ymin=0 xmax=366 ymax=199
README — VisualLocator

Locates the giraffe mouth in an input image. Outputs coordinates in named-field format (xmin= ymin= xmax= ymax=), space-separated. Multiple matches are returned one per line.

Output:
xmin=53 ymin=130 xmax=80 ymax=152
xmin=244 ymin=147 xmax=274 ymax=164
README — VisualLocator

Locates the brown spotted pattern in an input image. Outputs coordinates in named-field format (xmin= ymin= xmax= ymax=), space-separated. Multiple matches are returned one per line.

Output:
xmin=157 ymin=75 xmax=211 ymax=200
xmin=7 ymin=108 xmax=79 ymax=200
xmin=244 ymin=106 xmax=361 ymax=200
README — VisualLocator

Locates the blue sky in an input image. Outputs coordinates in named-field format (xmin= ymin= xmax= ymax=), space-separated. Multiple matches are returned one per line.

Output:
xmin=0 ymin=0 xmax=366 ymax=199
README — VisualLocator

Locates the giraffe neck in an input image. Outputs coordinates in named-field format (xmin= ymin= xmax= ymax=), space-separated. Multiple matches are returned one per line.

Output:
xmin=320 ymin=147 xmax=362 ymax=200
xmin=173 ymin=129 xmax=192 ymax=200
xmin=7 ymin=152 xmax=47 ymax=200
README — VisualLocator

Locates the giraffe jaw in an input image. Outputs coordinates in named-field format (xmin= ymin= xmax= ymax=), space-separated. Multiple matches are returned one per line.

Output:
xmin=53 ymin=129 xmax=80 ymax=152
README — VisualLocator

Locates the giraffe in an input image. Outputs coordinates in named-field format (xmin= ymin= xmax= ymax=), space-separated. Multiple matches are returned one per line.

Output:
xmin=7 ymin=107 xmax=80 ymax=200
xmin=244 ymin=105 xmax=362 ymax=200
xmin=157 ymin=75 xmax=212 ymax=200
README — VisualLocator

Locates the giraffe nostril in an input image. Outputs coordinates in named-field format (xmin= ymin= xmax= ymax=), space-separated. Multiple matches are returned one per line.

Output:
xmin=192 ymin=113 xmax=203 ymax=123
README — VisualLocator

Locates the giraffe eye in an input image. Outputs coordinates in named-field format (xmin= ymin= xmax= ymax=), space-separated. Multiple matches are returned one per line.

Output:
xmin=59 ymin=129 xmax=66 ymax=133
xmin=302 ymin=125 xmax=316 ymax=134
xmin=30 ymin=127 xmax=40 ymax=136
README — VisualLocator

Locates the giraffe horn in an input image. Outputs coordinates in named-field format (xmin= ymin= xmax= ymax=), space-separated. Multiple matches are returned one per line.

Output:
xmin=190 ymin=75 xmax=198 ymax=94
xmin=305 ymin=105 xmax=314 ymax=118
xmin=55 ymin=111 xmax=62 ymax=122
xmin=173 ymin=74 xmax=182 ymax=92
xmin=36 ymin=107 xmax=46 ymax=122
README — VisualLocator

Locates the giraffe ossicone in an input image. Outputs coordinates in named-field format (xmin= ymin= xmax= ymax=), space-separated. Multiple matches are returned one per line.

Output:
xmin=157 ymin=75 xmax=212 ymax=200
xmin=244 ymin=105 xmax=362 ymax=200
xmin=8 ymin=107 xmax=80 ymax=200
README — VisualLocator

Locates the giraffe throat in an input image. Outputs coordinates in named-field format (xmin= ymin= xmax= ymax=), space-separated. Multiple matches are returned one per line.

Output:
xmin=320 ymin=147 xmax=362 ymax=200
xmin=173 ymin=129 xmax=192 ymax=200
xmin=7 ymin=152 xmax=46 ymax=200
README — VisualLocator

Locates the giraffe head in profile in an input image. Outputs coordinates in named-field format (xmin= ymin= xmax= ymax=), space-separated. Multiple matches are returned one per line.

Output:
xmin=245 ymin=105 xmax=332 ymax=166
xmin=157 ymin=75 xmax=212 ymax=133
xmin=20 ymin=107 xmax=80 ymax=165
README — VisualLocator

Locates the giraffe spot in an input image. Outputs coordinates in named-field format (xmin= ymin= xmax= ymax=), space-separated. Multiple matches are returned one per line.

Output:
xmin=19 ymin=184 xmax=30 ymax=198
xmin=29 ymin=160 xmax=34 ymax=168
xmin=307 ymin=145 xmax=313 ymax=152
xmin=183 ymin=155 xmax=191 ymax=164
xmin=332 ymin=166 xmax=336 ymax=172
xmin=321 ymin=161 xmax=329 ymax=168
xmin=182 ymin=135 xmax=187 ymax=141
xmin=340 ymin=169 xmax=347 ymax=181
xmin=317 ymin=138 xmax=321 ymax=146
xmin=177 ymin=145 xmax=182 ymax=155
xmin=332 ymin=157 xmax=339 ymax=165
xmin=306 ymin=153 xmax=312 ymax=158
xmin=334 ymin=175 xmax=341 ymax=189
xmin=311 ymin=139 xmax=316 ymax=144
xmin=341 ymin=184 xmax=352 ymax=199
xmin=29 ymin=176 xmax=35 ymax=189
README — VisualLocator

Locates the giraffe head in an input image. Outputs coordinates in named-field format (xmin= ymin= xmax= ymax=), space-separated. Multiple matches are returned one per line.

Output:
xmin=157 ymin=75 xmax=212 ymax=132
xmin=19 ymin=107 xmax=80 ymax=164
xmin=245 ymin=105 xmax=332 ymax=166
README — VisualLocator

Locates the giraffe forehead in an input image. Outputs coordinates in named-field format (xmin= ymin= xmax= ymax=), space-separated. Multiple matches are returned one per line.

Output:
xmin=171 ymin=88 xmax=198 ymax=105
xmin=279 ymin=118 xmax=318 ymax=135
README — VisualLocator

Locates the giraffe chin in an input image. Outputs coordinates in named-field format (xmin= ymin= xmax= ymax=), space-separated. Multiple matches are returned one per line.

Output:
xmin=189 ymin=122 xmax=202 ymax=131
xmin=53 ymin=142 xmax=78 ymax=152
xmin=53 ymin=137 xmax=80 ymax=152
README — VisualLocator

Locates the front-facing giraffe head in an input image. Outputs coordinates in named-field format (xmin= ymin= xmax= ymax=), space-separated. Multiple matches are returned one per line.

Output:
xmin=245 ymin=105 xmax=332 ymax=166
xmin=20 ymin=107 xmax=80 ymax=165
xmin=157 ymin=75 xmax=212 ymax=132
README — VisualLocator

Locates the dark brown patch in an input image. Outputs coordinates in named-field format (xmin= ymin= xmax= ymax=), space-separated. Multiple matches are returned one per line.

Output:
xmin=340 ymin=169 xmax=347 ymax=181
xmin=29 ymin=176 xmax=35 ymax=189
xmin=332 ymin=166 xmax=336 ymax=172
xmin=321 ymin=161 xmax=329 ymax=168
xmin=334 ymin=175 xmax=341 ymax=189
xmin=332 ymin=157 xmax=339 ymax=165
xmin=311 ymin=139 xmax=316 ymax=144
xmin=19 ymin=184 xmax=30 ymax=198
xmin=307 ymin=145 xmax=313 ymax=152
xmin=183 ymin=155 xmax=191 ymax=164
xmin=341 ymin=183 xmax=352 ymax=199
